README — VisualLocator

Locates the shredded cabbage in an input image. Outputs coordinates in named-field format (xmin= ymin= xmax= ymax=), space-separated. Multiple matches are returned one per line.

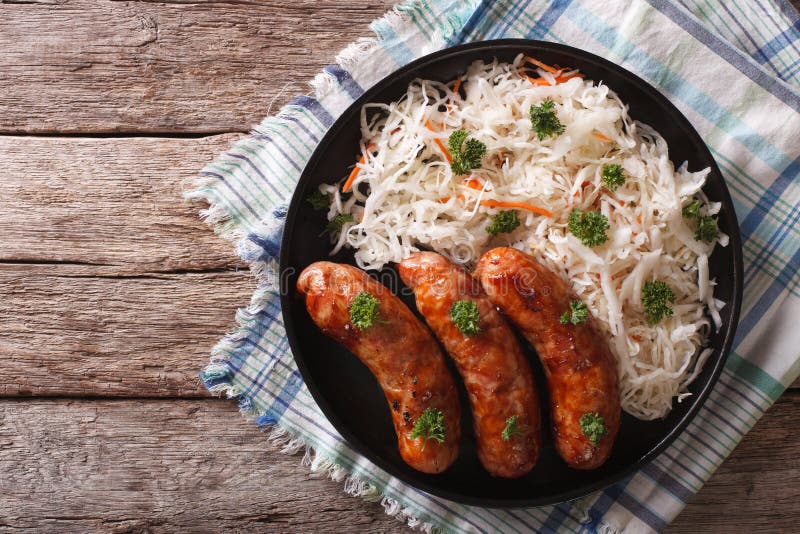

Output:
xmin=321 ymin=55 xmax=727 ymax=420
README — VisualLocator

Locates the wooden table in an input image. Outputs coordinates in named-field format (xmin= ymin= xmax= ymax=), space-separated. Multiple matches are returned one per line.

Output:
xmin=2 ymin=1 xmax=798 ymax=531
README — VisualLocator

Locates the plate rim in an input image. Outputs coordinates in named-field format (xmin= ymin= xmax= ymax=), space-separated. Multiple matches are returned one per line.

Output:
xmin=279 ymin=38 xmax=744 ymax=508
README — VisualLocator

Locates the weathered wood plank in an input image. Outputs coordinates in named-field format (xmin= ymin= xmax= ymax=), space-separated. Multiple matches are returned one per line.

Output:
xmin=0 ymin=398 xmax=406 ymax=532
xmin=0 ymin=264 xmax=253 ymax=397
xmin=1 ymin=394 xmax=798 ymax=532
xmin=669 ymin=392 xmax=800 ymax=532
xmin=1 ymin=135 xmax=247 ymax=271
xmin=0 ymin=0 xmax=395 ymax=133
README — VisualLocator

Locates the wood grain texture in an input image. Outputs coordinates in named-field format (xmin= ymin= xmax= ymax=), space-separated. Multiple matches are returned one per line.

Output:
xmin=1 ymin=135 xmax=247 ymax=272
xmin=0 ymin=398 xmax=405 ymax=532
xmin=669 ymin=392 xmax=800 ymax=533
xmin=0 ymin=0 xmax=395 ymax=134
xmin=0 ymin=264 xmax=253 ymax=397
xmin=0 ymin=395 xmax=798 ymax=532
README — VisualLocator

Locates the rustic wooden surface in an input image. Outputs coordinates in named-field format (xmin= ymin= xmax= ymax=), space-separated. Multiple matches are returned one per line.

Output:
xmin=1 ymin=0 xmax=798 ymax=532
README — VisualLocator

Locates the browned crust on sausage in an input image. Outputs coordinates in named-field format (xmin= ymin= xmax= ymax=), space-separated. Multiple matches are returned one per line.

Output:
xmin=296 ymin=261 xmax=461 ymax=474
xmin=398 ymin=252 xmax=540 ymax=478
xmin=475 ymin=247 xmax=620 ymax=470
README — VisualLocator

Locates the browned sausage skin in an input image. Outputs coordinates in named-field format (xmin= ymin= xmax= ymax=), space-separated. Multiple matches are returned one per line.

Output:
xmin=296 ymin=261 xmax=461 ymax=474
xmin=398 ymin=252 xmax=541 ymax=478
xmin=475 ymin=247 xmax=620 ymax=470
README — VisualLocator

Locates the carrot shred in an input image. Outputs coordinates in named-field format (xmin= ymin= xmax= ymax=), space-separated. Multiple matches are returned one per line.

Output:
xmin=462 ymin=178 xmax=483 ymax=191
xmin=479 ymin=199 xmax=553 ymax=218
xmin=342 ymin=143 xmax=375 ymax=192
xmin=437 ymin=194 xmax=465 ymax=204
xmin=452 ymin=78 xmax=462 ymax=94
xmin=632 ymin=334 xmax=643 ymax=342
xmin=637 ymin=214 xmax=642 ymax=224
xmin=523 ymin=55 xmax=560 ymax=74
xmin=554 ymin=74 xmax=583 ymax=83
xmin=425 ymin=119 xmax=453 ymax=163
xmin=527 ymin=76 xmax=553 ymax=86
xmin=592 ymin=131 xmax=613 ymax=142
xmin=526 ymin=73 xmax=582 ymax=86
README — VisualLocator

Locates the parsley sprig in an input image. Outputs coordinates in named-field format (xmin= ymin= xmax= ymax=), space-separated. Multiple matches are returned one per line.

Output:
xmin=681 ymin=199 xmax=701 ymax=219
xmin=642 ymin=280 xmax=675 ymax=325
xmin=530 ymin=99 xmax=565 ymax=140
xmin=349 ymin=292 xmax=386 ymax=330
xmin=486 ymin=210 xmax=520 ymax=236
xmin=682 ymin=199 xmax=719 ymax=243
xmin=601 ymin=164 xmax=626 ymax=191
xmin=560 ymin=300 xmax=589 ymax=325
xmin=448 ymin=130 xmax=487 ymax=175
xmin=567 ymin=208 xmax=610 ymax=247
xmin=409 ymin=407 xmax=446 ymax=450
xmin=450 ymin=300 xmax=481 ymax=337
xmin=306 ymin=189 xmax=330 ymax=210
xmin=501 ymin=415 xmax=521 ymax=441
xmin=579 ymin=412 xmax=608 ymax=446
xmin=325 ymin=213 xmax=354 ymax=234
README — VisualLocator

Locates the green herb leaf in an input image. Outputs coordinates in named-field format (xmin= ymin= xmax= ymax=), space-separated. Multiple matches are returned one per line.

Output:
xmin=681 ymin=199 xmax=701 ymax=219
xmin=601 ymin=164 xmax=626 ymax=191
xmin=306 ymin=189 xmax=330 ymax=211
xmin=642 ymin=280 xmax=675 ymax=325
xmin=349 ymin=291 xmax=383 ymax=330
xmin=529 ymin=99 xmax=565 ymax=140
xmin=501 ymin=415 xmax=521 ymax=441
xmin=450 ymin=300 xmax=481 ymax=337
xmin=485 ymin=210 xmax=521 ymax=236
xmin=559 ymin=300 xmax=589 ymax=325
xmin=448 ymin=129 xmax=487 ymax=175
xmin=409 ymin=407 xmax=446 ymax=450
xmin=579 ymin=412 xmax=608 ymax=446
xmin=695 ymin=215 xmax=719 ymax=243
xmin=325 ymin=213 xmax=354 ymax=234
xmin=567 ymin=208 xmax=610 ymax=247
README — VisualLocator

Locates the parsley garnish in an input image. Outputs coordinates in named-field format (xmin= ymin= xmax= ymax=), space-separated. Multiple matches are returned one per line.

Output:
xmin=325 ymin=213 xmax=354 ymax=234
xmin=306 ymin=189 xmax=330 ymax=210
xmin=349 ymin=292 xmax=384 ymax=330
xmin=529 ymin=99 xmax=565 ymax=140
xmin=642 ymin=280 xmax=675 ymax=325
xmin=486 ymin=210 xmax=520 ymax=236
xmin=579 ymin=412 xmax=608 ymax=446
xmin=450 ymin=300 xmax=481 ymax=336
xmin=448 ymin=130 xmax=487 ymax=175
xmin=681 ymin=199 xmax=720 ymax=243
xmin=695 ymin=216 xmax=719 ymax=243
xmin=681 ymin=199 xmax=701 ymax=219
xmin=560 ymin=300 xmax=589 ymax=325
xmin=567 ymin=208 xmax=609 ymax=247
xmin=501 ymin=415 xmax=521 ymax=441
xmin=601 ymin=164 xmax=626 ymax=191
xmin=409 ymin=407 xmax=446 ymax=449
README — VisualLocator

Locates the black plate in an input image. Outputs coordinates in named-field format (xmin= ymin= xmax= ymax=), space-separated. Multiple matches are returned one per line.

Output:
xmin=279 ymin=39 xmax=743 ymax=507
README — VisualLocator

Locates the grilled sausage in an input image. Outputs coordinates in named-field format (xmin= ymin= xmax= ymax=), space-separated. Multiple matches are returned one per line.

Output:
xmin=475 ymin=247 xmax=620 ymax=470
xmin=296 ymin=261 xmax=461 ymax=474
xmin=398 ymin=252 xmax=541 ymax=478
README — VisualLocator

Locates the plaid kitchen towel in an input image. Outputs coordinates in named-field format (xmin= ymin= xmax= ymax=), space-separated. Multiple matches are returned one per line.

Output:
xmin=187 ymin=0 xmax=800 ymax=532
